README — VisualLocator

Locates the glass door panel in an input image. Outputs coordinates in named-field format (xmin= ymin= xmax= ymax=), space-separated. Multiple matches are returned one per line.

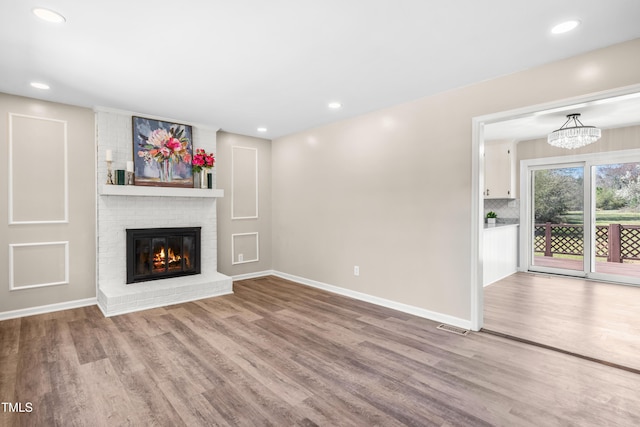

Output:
xmin=531 ymin=166 xmax=585 ymax=273
xmin=593 ymin=162 xmax=640 ymax=279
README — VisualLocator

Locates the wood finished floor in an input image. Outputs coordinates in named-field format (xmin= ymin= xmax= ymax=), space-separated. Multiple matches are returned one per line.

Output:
xmin=484 ymin=272 xmax=640 ymax=373
xmin=1 ymin=276 xmax=639 ymax=426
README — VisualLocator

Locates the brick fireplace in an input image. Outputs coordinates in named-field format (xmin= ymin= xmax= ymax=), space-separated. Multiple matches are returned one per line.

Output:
xmin=95 ymin=110 xmax=232 ymax=316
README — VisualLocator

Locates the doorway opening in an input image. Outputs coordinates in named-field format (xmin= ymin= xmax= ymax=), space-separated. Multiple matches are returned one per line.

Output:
xmin=473 ymin=86 xmax=640 ymax=373
xmin=472 ymin=84 xmax=640 ymax=331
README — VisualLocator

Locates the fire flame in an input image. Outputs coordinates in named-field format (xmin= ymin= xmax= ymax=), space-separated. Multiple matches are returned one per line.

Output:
xmin=153 ymin=245 xmax=189 ymax=271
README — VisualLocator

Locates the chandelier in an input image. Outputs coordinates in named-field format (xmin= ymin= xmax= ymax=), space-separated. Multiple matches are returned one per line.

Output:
xmin=547 ymin=113 xmax=601 ymax=149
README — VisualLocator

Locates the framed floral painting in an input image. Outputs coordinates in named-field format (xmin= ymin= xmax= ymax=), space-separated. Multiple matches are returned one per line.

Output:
xmin=132 ymin=116 xmax=193 ymax=188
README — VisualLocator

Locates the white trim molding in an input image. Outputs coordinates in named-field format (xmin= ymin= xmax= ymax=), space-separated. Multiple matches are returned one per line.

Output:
xmin=231 ymin=146 xmax=259 ymax=220
xmin=231 ymin=232 xmax=260 ymax=265
xmin=0 ymin=298 xmax=97 ymax=321
xmin=9 ymin=241 xmax=70 ymax=290
xmin=8 ymin=113 xmax=69 ymax=225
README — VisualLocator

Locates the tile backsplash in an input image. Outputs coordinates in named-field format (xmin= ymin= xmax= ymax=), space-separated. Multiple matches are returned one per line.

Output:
xmin=484 ymin=199 xmax=520 ymax=223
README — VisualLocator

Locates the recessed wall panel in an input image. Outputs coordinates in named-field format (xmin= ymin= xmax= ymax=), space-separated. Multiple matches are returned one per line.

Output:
xmin=231 ymin=146 xmax=258 ymax=219
xmin=9 ymin=114 xmax=67 ymax=223
xmin=9 ymin=242 xmax=69 ymax=290
xmin=231 ymin=233 xmax=259 ymax=264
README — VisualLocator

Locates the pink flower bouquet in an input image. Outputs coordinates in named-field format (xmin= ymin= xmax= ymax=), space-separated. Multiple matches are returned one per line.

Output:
xmin=192 ymin=149 xmax=215 ymax=173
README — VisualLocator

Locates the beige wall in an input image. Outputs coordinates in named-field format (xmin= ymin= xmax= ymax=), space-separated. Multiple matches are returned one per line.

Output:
xmin=0 ymin=93 xmax=96 ymax=313
xmin=216 ymin=131 xmax=272 ymax=276
xmin=272 ymin=38 xmax=640 ymax=321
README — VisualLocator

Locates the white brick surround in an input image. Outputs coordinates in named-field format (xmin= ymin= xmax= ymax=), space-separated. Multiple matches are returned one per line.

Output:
xmin=95 ymin=110 xmax=232 ymax=316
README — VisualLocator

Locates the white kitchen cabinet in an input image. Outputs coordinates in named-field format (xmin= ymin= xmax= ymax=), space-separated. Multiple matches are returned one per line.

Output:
xmin=483 ymin=224 xmax=518 ymax=286
xmin=484 ymin=140 xmax=516 ymax=199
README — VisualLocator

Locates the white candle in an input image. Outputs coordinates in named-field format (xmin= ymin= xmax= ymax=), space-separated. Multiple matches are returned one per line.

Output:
xmin=126 ymin=161 xmax=134 ymax=172
xmin=105 ymin=149 xmax=113 ymax=161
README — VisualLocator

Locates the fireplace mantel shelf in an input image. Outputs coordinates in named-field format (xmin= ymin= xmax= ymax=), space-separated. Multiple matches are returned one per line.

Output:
xmin=100 ymin=185 xmax=223 ymax=198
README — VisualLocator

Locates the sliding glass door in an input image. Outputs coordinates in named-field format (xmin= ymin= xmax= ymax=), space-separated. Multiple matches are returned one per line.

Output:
xmin=593 ymin=161 xmax=640 ymax=280
xmin=530 ymin=164 xmax=588 ymax=276
xmin=525 ymin=153 xmax=640 ymax=285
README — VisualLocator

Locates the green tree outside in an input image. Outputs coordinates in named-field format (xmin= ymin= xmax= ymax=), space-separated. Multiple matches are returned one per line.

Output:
xmin=534 ymin=168 xmax=583 ymax=223
xmin=535 ymin=163 xmax=640 ymax=225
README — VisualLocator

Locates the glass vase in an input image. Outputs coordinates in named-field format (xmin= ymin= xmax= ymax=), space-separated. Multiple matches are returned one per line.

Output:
xmin=159 ymin=159 xmax=173 ymax=182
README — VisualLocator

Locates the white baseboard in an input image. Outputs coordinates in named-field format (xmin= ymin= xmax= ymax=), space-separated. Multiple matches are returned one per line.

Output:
xmin=231 ymin=270 xmax=276 ymax=281
xmin=0 ymin=297 xmax=98 ymax=321
xmin=269 ymin=271 xmax=472 ymax=330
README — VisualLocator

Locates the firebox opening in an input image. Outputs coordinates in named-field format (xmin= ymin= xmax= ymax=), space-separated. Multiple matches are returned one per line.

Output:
xmin=126 ymin=227 xmax=201 ymax=284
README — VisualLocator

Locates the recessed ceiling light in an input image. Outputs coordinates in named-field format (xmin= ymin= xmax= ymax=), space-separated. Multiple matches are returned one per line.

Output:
xmin=551 ymin=20 xmax=580 ymax=34
xmin=257 ymin=127 xmax=267 ymax=132
xmin=32 ymin=8 xmax=66 ymax=23
xmin=328 ymin=102 xmax=342 ymax=109
xmin=30 ymin=82 xmax=50 ymax=90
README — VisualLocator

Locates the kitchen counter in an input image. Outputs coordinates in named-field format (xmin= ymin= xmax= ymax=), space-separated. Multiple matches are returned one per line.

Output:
xmin=484 ymin=222 xmax=519 ymax=230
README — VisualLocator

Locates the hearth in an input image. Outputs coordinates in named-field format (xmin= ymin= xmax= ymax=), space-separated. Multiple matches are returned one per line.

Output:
xmin=126 ymin=227 xmax=201 ymax=284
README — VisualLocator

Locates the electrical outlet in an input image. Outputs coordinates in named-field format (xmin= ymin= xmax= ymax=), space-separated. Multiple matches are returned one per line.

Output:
xmin=354 ymin=266 xmax=360 ymax=276
xmin=238 ymin=253 xmax=244 ymax=262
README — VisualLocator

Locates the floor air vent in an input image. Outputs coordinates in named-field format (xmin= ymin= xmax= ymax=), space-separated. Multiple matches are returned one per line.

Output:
xmin=437 ymin=324 xmax=469 ymax=336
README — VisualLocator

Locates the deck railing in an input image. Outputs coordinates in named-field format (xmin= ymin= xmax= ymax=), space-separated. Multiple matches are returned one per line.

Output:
xmin=534 ymin=223 xmax=640 ymax=262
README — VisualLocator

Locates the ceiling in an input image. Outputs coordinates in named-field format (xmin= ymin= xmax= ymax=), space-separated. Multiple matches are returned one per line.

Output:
xmin=2 ymin=1 xmax=640 ymax=139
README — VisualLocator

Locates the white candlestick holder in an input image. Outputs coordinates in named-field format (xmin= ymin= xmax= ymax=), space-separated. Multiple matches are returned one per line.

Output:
xmin=106 ymin=160 xmax=114 ymax=185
